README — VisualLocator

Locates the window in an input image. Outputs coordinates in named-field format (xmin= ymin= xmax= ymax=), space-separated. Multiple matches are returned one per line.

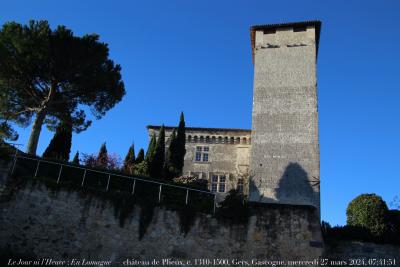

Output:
xmin=219 ymin=176 xmax=226 ymax=192
xmin=210 ymin=174 xmax=226 ymax=193
xmin=211 ymin=175 xmax=218 ymax=192
xmin=195 ymin=146 xmax=209 ymax=162
xmin=237 ymin=179 xmax=244 ymax=193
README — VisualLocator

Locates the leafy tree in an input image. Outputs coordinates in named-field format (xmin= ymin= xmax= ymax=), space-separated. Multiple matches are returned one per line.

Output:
xmin=216 ymin=189 xmax=250 ymax=225
xmin=42 ymin=121 xmax=72 ymax=161
xmin=346 ymin=193 xmax=389 ymax=237
xmin=150 ymin=125 xmax=165 ymax=179
xmin=96 ymin=142 xmax=108 ymax=169
xmin=175 ymin=112 xmax=186 ymax=175
xmin=0 ymin=90 xmax=29 ymax=141
xmin=135 ymin=148 xmax=145 ymax=164
xmin=134 ymin=161 xmax=149 ymax=176
xmin=71 ymin=151 xmax=80 ymax=165
xmin=0 ymin=20 xmax=125 ymax=155
xmin=123 ymin=144 xmax=135 ymax=173
xmin=82 ymin=153 xmax=97 ymax=168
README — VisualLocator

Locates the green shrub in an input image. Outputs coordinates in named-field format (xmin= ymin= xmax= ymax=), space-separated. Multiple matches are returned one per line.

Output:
xmin=346 ymin=193 xmax=389 ymax=238
xmin=216 ymin=189 xmax=250 ymax=225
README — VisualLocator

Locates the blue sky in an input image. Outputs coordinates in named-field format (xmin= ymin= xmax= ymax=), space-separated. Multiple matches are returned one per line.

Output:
xmin=1 ymin=0 xmax=399 ymax=226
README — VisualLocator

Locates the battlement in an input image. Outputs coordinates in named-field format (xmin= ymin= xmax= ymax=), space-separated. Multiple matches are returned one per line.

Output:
xmin=250 ymin=21 xmax=321 ymax=62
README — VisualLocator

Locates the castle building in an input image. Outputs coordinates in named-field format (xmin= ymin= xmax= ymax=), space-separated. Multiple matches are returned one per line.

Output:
xmin=148 ymin=21 xmax=321 ymax=209
xmin=147 ymin=126 xmax=252 ymax=200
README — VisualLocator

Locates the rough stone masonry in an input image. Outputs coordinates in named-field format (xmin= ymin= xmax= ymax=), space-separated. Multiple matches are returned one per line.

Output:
xmin=249 ymin=21 xmax=321 ymax=211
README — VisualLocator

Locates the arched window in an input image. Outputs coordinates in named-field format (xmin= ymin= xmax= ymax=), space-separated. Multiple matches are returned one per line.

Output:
xmin=236 ymin=137 xmax=241 ymax=144
xmin=199 ymin=136 xmax=204 ymax=143
xmin=248 ymin=137 xmax=251 ymax=144
xmin=224 ymin=137 xmax=228 ymax=143
xmin=242 ymin=137 xmax=247 ymax=144
xmin=211 ymin=136 xmax=216 ymax=143
xmin=187 ymin=135 xmax=192 ymax=143
xmin=194 ymin=136 xmax=198 ymax=142
xmin=205 ymin=136 xmax=210 ymax=143
xmin=230 ymin=137 xmax=235 ymax=144
xmin=217 ymin=136 xmax=222 ymax=143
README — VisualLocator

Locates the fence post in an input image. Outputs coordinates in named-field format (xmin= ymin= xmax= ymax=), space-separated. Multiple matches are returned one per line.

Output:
xmin=56 ymin=165 xmax=63 ymax=184
xmin=132 ymin=179 xmax=136 ymax=195
xmin=34 ymin=160 xmax=41 ymax=178
xmin=213 ymin=194 xmax=217 ymax=214
xmin=106 ymin=174 xmax=111 ymax=191
xmin=81 ymin=169 xmax=87 ymax=187
xmin=158 ymin=184 xmax=162 ymax=203
xmin=185 ymin=189 xmax=189 ymax=205
xmin=10 ymin=147 xmax=18 ymax=176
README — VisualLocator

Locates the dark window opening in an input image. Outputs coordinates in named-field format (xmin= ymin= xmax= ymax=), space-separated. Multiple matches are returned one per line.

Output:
xmin=263 ymin=29 xmax=276 ymax=34
xmin=293 ymin=26 xmax=307 ymax=32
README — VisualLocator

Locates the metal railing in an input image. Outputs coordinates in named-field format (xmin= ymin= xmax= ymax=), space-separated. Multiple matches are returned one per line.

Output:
xmin=6 ymin=145 xmax=216 ymax=213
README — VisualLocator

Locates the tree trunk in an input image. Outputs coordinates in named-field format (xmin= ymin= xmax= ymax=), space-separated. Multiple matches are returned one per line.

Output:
xmin=26 ymin=83 xmax=57 ymax=155
xmin=26 ymin=108 xmax=47 ymax=155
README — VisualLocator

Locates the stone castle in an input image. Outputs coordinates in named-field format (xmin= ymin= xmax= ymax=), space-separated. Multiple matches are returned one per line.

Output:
xmin=148 ymin=21 xmax=321 ymax=209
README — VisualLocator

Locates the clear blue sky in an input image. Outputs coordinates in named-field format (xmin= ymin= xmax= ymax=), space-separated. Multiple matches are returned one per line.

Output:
xmin=2 ymin=0 xmax=399 ymax=226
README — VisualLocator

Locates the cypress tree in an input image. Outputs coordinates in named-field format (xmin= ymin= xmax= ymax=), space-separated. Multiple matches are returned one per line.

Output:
xmin=97 ymin=142 xmax=108 ymax=168
xmin=42 ymin=121 xmax=72 ymax=161
xmin=175 ymin=112 xmax=186 ymax=175
xmin=123 ymin=144 xmax=135 ymax=173
xmin=71 ymin=151 xmax=80 ymax=165
xmin=150 ymin=125 xmax=165 ymax=179
xmin=136 ymin=148 xmax=145 ymax=163
xmin=165 ymin=129 xmax=178 ymax=180
xmin=145 ymin=133 xmax=156 ymax=162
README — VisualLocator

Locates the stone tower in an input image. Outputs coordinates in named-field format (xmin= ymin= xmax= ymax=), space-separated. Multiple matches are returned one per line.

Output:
xmin=249 ymin=21 xmax=321 ymax=209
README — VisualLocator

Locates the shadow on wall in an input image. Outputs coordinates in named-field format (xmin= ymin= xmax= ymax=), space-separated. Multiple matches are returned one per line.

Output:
xmin=249 ymin=162 xmax=318 ymax=206
xmin=277 ymin=162 xmax=316 ymax=205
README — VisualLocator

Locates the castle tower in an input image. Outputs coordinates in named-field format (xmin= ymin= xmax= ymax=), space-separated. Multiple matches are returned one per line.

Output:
xmin=249 ymin=21 xmax=321 ymax=209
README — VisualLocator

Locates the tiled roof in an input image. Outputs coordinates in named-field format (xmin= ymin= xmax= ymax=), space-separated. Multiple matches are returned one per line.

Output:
xmin=250 ymin=20 xmax=322 ymax=62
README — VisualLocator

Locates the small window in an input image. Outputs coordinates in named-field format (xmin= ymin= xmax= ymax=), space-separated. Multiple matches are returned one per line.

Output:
xmin=219 ymin=183 xmax=225 ymax=193
xmin=195 ymin=146 xmax=210 ymax=162
xmin=211 ymin=174 xmax=226 ymax=193
xmin=237 ymin=179 xmax=244 ymax=193
xmin=195 ymin=152 xmax=202 ymax=162
xmin=211 ymin=183 xmax=218 ymax=193
xmin=212 ymin=175 xmax=218 ymax=183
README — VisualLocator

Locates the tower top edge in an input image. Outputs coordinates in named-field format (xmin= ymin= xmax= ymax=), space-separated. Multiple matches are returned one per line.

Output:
xmin=250 ymin=20 xmax=322 ymax=63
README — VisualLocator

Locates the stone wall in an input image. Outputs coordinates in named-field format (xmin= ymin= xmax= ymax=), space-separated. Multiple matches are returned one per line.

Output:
xmin=324 ymin=241 xmax=400 ymax=262
xmin=0 ymin=174 xmax=324 ymax=265
xmin=249 ymin=23 xmax=320 ymax=210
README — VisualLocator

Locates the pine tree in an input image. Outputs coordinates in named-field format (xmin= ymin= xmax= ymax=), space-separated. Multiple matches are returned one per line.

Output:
xmin=123 ymin=144 xmax=135 ymax=173
xmin=175 ymin=112 xmax=186 ymax=175
xmin=164 ymin=129 xmax=178 ymax=180
xmin=97 ymin=142 xmax=108 ymax=168
xmin=136 ymin=148 xmax=145 ymax=163
xmin=71 ymin=151 xmax=80 ymax=165
xmin=42 ymin=121 xmax=72 ymax=161
xmin=150 ymin=125 xmax=165 ymax=179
